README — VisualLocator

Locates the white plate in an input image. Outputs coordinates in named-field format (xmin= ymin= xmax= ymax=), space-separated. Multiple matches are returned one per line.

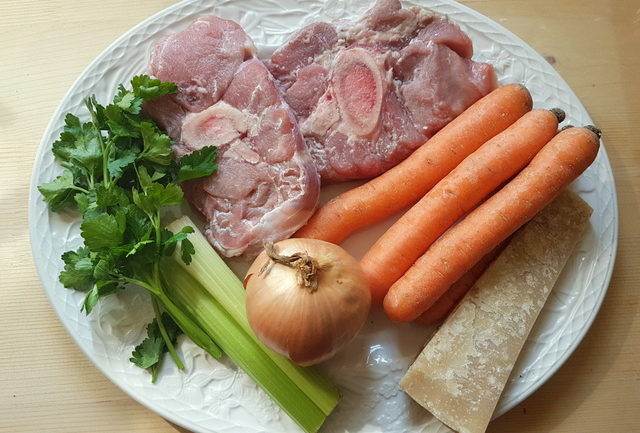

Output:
xmin=28 ymin=1 xmax=618 ymax=432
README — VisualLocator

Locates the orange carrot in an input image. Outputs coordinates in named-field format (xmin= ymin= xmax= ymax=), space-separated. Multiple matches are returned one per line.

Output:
xmin=383 ymin=126 xmax=601 ymax=322
xmin=414 ymin=240 xmax=508 ymax=325
xmin=362 ymin=108 xmax=563 ymax=305
xmin=294 ymin=84 xmax=533 ymax=243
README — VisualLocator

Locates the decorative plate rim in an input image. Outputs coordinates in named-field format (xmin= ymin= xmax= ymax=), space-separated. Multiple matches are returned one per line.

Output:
xmin=28 ymin=0 xmax=618 ymax=432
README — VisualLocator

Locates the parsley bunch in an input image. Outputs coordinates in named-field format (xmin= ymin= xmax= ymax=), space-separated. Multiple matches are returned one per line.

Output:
xmin=39 ymin=75 xmax=221 ymax=381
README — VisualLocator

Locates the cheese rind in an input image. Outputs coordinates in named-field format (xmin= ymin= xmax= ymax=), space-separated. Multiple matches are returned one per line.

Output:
xmin=400 ymin=190 xmax=593 ymax=433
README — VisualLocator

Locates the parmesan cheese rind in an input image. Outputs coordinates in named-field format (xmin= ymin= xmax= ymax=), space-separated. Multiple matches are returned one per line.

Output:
xmin=399 ymin=190 xmax=593 ymax=433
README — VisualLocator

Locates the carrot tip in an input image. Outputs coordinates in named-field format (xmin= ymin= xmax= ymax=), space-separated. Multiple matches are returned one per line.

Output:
xmin=550 ymin=108 xmax=566 ymax=123
xmin=585 ymin=124 xmax=602 ymax=138
xmin=514 ymin=83 xmax=533 ymax=111
xmin=560 ymin=124 xmax=574 ymax=131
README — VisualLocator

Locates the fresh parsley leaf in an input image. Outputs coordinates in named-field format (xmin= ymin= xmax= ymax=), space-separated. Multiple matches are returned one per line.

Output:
xmin=149 ymin=170 xmax=166 ymax=182
xmin=80 ymin=212 xmax=126 ymax=250
xmin=114 ymin=86 xmax=143 ymax=115
xmin=81 ymin=286 xmax=101 ymax=314
xmin=94 ymin=184 xmax=130 ymax=209
xmin=52 ymin=114 xmax=103 ymax=184
xmin=82 ymin=280 xmax=120 ymax=314
xmin=108 ymin=150 xmax=138 ymax=181
xmin=37 ymin=169 xmax=78 ymax=211
xmin=59 ymin=247 xmax=95 ymax=290
xmin=161 ymin=229 xmax=178 ymax=253
xmin=136 ymin=168 xmax=169 ymax=188
xmin=131 ymin=75 xmax=178 ymax=101
xmin=133 ymin=182 xmax=184 ymax=216
xmin=162 ymin=226 xmax=193 ymax=244
xmin=126 ymin=240 xmax=155 ymax=258
xmin=92 ymin=255 xmax=119 ymax=281
xmin=161 ymin=226 xmax=196 ymax=264
xmin=140 ymin=122 xmax=173 ymax=166
xmin=85 ymin=96 xmax=108 ymax=131
xmin=104 ymin=103 xmax=141 ymax=137
xmin=127 ymin=244 xmax=160 ymax=270
xmin=180 ymin=239 xmax=196 ymax=265
xmin=136 ymin=165 xmax=154 ymax=190
xmin=150 ymin=182 xmax=184 ymax=206
xmin=130 ymin=313 xmax=180 ymax=382
xmin=74 ymin=189 xmax=97 ymax=213
xmin=176 ymin=146 xmax=218 ymax=183
xmin=53 ymin=113 xmax=85 ymax=152
xmin=130 ymin=331 xmax=163 ymax=369
xmin=122 ymin=205 xmax=153 ymax=242
xmin=70 ymin=130 xmax=103 ymax=181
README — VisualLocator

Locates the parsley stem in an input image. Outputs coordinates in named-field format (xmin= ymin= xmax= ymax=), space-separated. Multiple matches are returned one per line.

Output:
xmin=151 ymin=295 xmax=184 ymax=371
xmin=119 ymin=276 xmax=160 ymax=296
xmin=71 ymin=185 xmax=90 ymax=194
xmin=154 ymin=212 xmax=162 ymax=248
xmin=123 ymin=270 xmax=222 ymax=361
xmin=84 ymin=97 xmax=110 ymax=187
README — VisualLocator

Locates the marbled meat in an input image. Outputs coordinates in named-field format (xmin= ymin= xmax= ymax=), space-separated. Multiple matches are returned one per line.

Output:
xmin=267 ymin=0 xmax=498 ymax=182
xmin=144 ymin=16 xmax=321 ymax=258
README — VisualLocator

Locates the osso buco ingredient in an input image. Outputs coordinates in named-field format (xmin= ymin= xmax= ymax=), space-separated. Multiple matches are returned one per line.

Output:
xmin=244 ymin=239 xmax=371 ymax=366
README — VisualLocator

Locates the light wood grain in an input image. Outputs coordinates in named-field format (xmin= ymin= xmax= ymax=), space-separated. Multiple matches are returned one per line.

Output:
xmin=1 ymin=1 xmax=638 ymax=432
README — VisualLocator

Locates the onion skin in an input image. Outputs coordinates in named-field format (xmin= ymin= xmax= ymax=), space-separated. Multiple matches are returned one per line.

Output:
xmin=244 ymin=239 xmax=371 ymax=366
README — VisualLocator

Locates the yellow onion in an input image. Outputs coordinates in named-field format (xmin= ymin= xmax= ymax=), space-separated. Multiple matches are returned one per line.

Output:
xmin=244 ymin=238 xmax=371 ymax=366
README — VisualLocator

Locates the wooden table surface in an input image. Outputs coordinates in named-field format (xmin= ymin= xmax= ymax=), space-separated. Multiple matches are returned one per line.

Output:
xmin=2 ymin=1 xmax=638 ymax=432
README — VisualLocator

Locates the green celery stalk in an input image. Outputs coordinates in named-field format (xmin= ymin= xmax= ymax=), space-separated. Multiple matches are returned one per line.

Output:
xmin=165 ymin=216 xmax=341 ymax=416
xmin=160 ymin=259 xmax=332 ymax=433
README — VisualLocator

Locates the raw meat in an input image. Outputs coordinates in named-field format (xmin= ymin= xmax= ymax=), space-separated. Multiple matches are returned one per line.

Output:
xmin=144 ymin=16 xmax=256 ymax=140
xmin=267 ymin=0 xmax=498 ymax=182
xmin=144 ymin=16 xmax=321 ymax=258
